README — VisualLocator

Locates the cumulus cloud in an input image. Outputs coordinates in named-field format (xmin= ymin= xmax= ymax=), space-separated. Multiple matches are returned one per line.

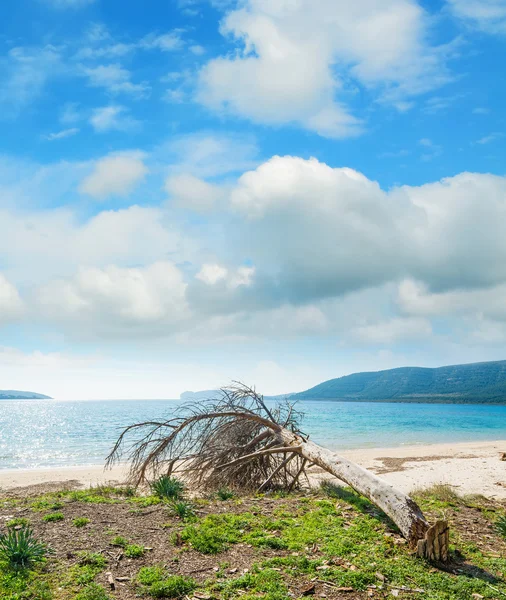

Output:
xmin=37 ymin=262 xmax=189 ymax=337
xmin=447 ymin=0 xmax=506 ymax=34
xmin=5 ymin=151 xmax=506 ymax=349
xmin=80 ymin=153 xmax=148 ymax=199
xmin=0 ymin=205 xmax=183 ymax=285
xmin=198 ymin=0 xmax=453 ymax=137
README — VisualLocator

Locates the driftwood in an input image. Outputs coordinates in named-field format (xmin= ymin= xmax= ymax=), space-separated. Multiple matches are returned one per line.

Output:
xmin=106 ymin=383 xmax=448 ymax=562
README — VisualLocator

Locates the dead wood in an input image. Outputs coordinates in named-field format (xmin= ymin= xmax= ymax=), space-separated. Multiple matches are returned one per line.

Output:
xmin=106 ymin=382 xmax=449 ymax=560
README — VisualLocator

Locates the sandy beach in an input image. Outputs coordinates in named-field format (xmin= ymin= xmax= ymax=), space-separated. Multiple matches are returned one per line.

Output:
xmin=1 ymin=439 xmax=505 ymax=498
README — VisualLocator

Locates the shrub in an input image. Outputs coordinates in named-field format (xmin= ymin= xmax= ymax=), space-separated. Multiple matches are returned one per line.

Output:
xmin=169 ymin=500 xmax=195 ymax=521
xmin=151 ymin=476 xmax=184 ymax=500
xmin=0 ymin=526 xmax=48 ymax=570
xmin=74 ymin=583 xmax=111 ymax=600
xmin=217 ymin=488 xmax=235 ymax=501
xmin=124 ymin=544 xmax=145 ymax=558
xmin=73 ymin=517 xmax=90 ymax=528
xmin=43 ymin=512 xmax=64 ymax=523
xmin=496 ymin=515 xmax=506 ymax=539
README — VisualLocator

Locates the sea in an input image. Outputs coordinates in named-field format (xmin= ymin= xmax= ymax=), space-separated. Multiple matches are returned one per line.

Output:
xmin=1 ymin=399 xmax=506 ymax=471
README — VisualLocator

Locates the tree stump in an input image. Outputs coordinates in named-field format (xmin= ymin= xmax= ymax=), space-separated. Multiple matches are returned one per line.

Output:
xmin=416 ymin=520 xmax=449 ymax=562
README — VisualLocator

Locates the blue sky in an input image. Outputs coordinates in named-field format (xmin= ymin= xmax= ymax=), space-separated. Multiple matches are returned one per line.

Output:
xmin=1 ymin=0 xmax=506 ymax=399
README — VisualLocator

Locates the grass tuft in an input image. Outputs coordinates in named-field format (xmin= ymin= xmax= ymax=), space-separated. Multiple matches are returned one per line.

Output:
xmin=151 ymin=476 xmax=184 ymax=500
xmin=0 ymin=526 xmax=48 ymax=570
xmin=43 ymin=512 xmax=64 ymax=523
xmin=74 ymin=582 xmax=111 ymax=600
xmin=496 ymin=514 xmax=506 ymax=539
xmin=124 ymin=544 xmax=145 ymax=558
xmin=136 ymin=566 xmax=195 ymax=598
xmin=169 ymin=499 xmax=196 ymax=520
xmin=73 ymin=517 xmax=90 ymax=528
xmin=111 ymin=535 xmax=128 ymax=548
xmin=6 ymin=517 xmax=30 ymax=528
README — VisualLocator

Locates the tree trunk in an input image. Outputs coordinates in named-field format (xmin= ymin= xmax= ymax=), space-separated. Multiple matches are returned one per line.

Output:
xmin=277 ymin=429 xmax=449 ymax=562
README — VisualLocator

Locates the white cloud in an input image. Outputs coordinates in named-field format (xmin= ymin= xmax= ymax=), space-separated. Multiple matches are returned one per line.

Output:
xmin=165 ymin=174 xmax=225 ymax=211
xmin=37 ymin=262 xmax=189 ymax=338
xmin=79 ymin=153 xmax=148 ymax=199
xmin=228 ymin=157 xmax=506 ymax=307
xmin=0 ymin=275 xmax=24 ymax=323
xmin=397 ymin=279 xmax=506 ymax=322
xmin=198 ymin=0 xmax=453 ymax=137
xmin=447 ymin=0 xmax=506 ymax=34
xmin=162 ymin=132 xmax=259 ymax=177
xmin=0 ymin=204 xmax=184 ymax=285
xmin=190 ymin=45 xmax=206 ymax=56
xmin=83 ymin=64 xmax=150 ymax=98
xmin=44 ymin=128 xmax=80 ymax=141
xmin=140 ymin=32 xmax=185 ymax=52
xmin=476 ymin=132 xmax=504 ymax=144
xmin=0 ymin=46 xmax=62 ymax=117
xmin=196 ymin=264 xmax=255 ymax=288
xmin=351 ymin=317 xmax=432 ymax=344
xmin=89 ymin=105 xmax=140 ymax=132
xmin=196 ymin=264 xmax=228 ymax=285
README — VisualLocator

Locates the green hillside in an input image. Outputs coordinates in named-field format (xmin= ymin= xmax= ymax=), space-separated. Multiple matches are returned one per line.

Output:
xmin=291 ymin=360 xmax=506 ymax=403
xmin=0 ymin=390 xmax=51 ymax=400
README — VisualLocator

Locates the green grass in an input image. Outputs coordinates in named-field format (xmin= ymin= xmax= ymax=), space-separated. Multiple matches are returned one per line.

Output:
xmin=217 ymin=488 xmax=235 ymax=501
xmin=1 ymin=485 xmax=506 ymax=600
xmin=73 ymin=517 xmax=90 ymax=528
xmin=497 ymin=514 xmax=506 ymax=539
xmin=42 ymin=512 xmax=64 ymax=523
xmin=169 ymin=499 xmax=196 ymax=520
xmin=74 ymin=582 xmax=111 ymax=600
xmin=136 ymin=566 xmax=195 ymax=598
xmin=6 ymin=517 xmax=30 ymax=528
xmin=124 ymin=544 xmax=145 ymax=558
xmin=151 ymin=476 xmax=185 ymax=500
xmin=111 ymin=535 xmax=128 ymax=548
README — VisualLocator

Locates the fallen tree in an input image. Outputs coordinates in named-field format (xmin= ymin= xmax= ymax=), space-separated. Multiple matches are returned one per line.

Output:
xmin=107 ymin=383 xmax=449 ymax=562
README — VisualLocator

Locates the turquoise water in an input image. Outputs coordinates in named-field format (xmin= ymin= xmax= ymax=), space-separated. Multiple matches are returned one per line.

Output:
xmin=1 ymin=399 xmax=506 ymax=470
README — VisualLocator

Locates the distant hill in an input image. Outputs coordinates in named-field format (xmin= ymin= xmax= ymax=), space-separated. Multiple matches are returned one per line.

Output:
xmin=0 ymin=390 xmax=52 ymax=400
xmin=291 ymin=360 xmax=506 ymax=404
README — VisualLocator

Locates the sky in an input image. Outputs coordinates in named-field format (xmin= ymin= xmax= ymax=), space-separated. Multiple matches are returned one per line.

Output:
xmin=1 ymin=0 xmax=506 ymax=399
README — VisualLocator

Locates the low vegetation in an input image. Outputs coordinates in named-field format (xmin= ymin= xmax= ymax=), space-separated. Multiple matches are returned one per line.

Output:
xmin=0 ymin=482 xmax=505 ymax=599
xmin=151 ymin=476 xmax=184 ymax=501
xmin=0 ymin=526 xmax=48 ymax=570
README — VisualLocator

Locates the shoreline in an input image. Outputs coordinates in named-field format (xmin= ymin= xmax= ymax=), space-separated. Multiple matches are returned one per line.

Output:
xmin=1 ymin=439 xmax=505 ymax=499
